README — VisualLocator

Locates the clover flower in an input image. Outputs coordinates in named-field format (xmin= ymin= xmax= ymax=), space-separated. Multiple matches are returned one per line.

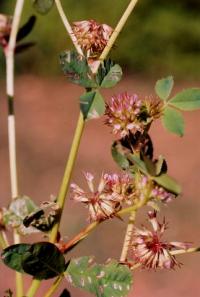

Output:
xmin=72 ymin=20 xmax=113 ymax=58
xmin=131 ymin=211 xmax=189 ymax=269
xmin=0 ymin=14 xmax=12 ymax=48
xmin=105 ymin=93 xmax=163 ymax=139
xmin=105 ymin=92 xmax=143 ymax=138
xmin=70 ymin=172 xmax=132 ymax=222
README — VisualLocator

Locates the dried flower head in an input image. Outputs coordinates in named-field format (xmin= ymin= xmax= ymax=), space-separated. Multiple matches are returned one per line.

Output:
xmin=72 ymin=20 xmax=113 ymax=58
xmin=131 ymin=211 xmax=189 ymax=269
xmin=70 ymin=172 xmax=132 ymax=222
xmin=105 ymin=93 xmax=163 ymax=139
xmin=0 ymin=14 xmax=12 ymax=48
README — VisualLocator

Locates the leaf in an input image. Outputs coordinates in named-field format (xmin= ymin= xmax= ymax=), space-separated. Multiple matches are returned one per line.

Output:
xmin=32 ymin=0 xmax=54 ymax=14
xmin=80 ymin=91 xmax=105 ymax=120
xmin=22 ymin=242 xmax=66 ymax=280
xmin=155 ymin=76 xmax=174 ymax=100
xmin=60 ymin=51 xmax=96 ymax=88
xmin=128 ymin=154 xmax=148 ymax=175
xmin=153 ymin=174 xmax=181 ymax=195
xmin=66 ymin=257 xmax=132 ymax=297
xmin=162 ymin=107 xmax=184 ymax=136
xmin=100 ymin=64 xmax=122 ymax=88
xmin=3 ymin=196 xmax=39 ymax=235
xmin=60 ymin=289 xmax=71 ymax=297
xmin=111 ymin=144 xmax=129 ymax=170
xmin=17 ymin=16 xmax=36 ymax=42
xmin=1 ymin=244 xmax=31 ymax=273
xmin=155 ymin=156 xmax=167 ymax=176
xmin=169 ymin=88 xmax=200 ymax=110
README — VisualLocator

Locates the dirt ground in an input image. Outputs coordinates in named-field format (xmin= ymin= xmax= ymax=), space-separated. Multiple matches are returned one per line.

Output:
xmin=0 ymin=75 xmax=200 ymax=297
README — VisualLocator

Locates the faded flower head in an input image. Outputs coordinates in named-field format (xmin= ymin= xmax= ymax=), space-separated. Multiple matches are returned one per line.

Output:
xmin=72 ymin=20 xmax=113 ymax=58
xmin=70 ymin=172 xmax=132 ymax=222
xmin=0 ymin=14 xmax=12 ymax=48
xmin=105 ymin=93 xmax=163 ymax=139
xmin=131 ymin=211 xmax=189 ymax=269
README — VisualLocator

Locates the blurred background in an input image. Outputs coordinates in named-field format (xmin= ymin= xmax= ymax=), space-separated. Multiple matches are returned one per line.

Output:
xmin=0 ymin=0 xmax=200 ymax=297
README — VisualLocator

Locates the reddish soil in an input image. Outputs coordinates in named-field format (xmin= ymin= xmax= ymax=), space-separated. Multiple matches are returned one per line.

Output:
xmin=0 ymin=75 xmax=200 ymax=296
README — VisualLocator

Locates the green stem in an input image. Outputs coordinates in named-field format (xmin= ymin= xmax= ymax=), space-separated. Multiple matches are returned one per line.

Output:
xmin=43 ymin=275 xmax=63 ymax=297
xmin=0 ymin=231 xmax=8 ymax=249
xmin=50 ymin=112 xmax=85 ymax=243
xmin=26 ymin=279 xmax=41 ymax=297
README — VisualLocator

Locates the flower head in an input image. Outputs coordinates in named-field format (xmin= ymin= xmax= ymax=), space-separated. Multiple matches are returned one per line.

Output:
xmin=0 ymin=14 xmax=12 ymax=48
xmin=131 ymin=211 xmax=189 ymax=269
xmin=70 ymin=172 xmax=132 ymax=222
xmin=105 ymin=92 xmax=143 ymax=138
xmin=72 ymin=20 xmax=113 ymax=58
xmin=105 ymin=93 xmax=163 ymax=139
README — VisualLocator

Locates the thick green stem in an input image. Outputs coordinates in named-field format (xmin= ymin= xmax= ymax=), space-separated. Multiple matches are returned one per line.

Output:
xmin=43 ymin=275 xmax=63 ymax=297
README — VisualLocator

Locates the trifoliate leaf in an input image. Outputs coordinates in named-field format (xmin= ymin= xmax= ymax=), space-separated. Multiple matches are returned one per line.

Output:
xmin=155 ymin=76 xmax=174 ymax=100
xmin=162 ymin=107 xmax=184 ymax=136
xmin=169 ymin=88 xmax=200 ymax=110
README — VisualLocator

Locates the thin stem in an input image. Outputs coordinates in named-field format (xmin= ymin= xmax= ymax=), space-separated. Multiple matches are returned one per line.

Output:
xmin=97 ymin=0 xmax=139 ymax=65
xmin=0 ymin=231 xmax=8 ymax=249
xmin=171 ymin=247 xmax=200 ymax=256
xmin=49 ymin=112 xmax=85 ymax=243
xmin=43 ymin=275 xmax=63 ymax=297
xmin=5 ymin=1 xmax=25 ymax=296
xmin=120 ymin=211 xmax=136 ymax=262
xmin=26 ymin=280 xmax=41 ymax=297
xmin=54 ymin=0 xmax=83 ymax=55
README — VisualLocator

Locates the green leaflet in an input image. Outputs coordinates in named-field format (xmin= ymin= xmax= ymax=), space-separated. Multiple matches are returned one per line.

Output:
xmin=111 ymin=144 xmax=130 ymax=170
xmin=2 ymin=242 xmax=66 ymax=280
xmin=66 ymin=256 xmax=132 ymax=297
xmin=169 ymin=88 xmax=200 ymax=110
xmin=155 ymin=76 xmax=174 ymax=100
xmin=162 ymin=106 xmax=184 ymax=136
xmin=80 ymin=91 xmax=105 ymax=120
xmin=1 ymin=244 xmax=31 ymax=273
xmin=32 ymin=0 xmax=54 ymax=14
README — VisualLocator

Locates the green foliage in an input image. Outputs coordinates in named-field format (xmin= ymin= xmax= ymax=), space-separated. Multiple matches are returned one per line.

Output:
xmin=169 ymin=88 xmax=200 ymax=110
xmin=2 ymin=242 xmax=66 ymax=280
xmin=60 ymin=51 xmax=96 ymax=88
xmin=129 ymin=154 xmax=181 ymax=195
xmin=111 ymin=144 xmax=130 ymax=170
xmin=155 ymin=76 xmax=174 ymax=101
xmin=80 ymin=91 xmax=105 ymax=120
xmin=162 ymin=107 xmax=185 ymax=136
xmin=1 ymin=244 xmax=31 ymax=273
xmin=32 ymin=0 xmax=54 ymax=14
xmin=3 ymin=196 xmax=39 ymax=235
xmin=96 ymin=60 xmax=122 ymax=88
xmin=66 ymin=256 xmax=132 ymax=297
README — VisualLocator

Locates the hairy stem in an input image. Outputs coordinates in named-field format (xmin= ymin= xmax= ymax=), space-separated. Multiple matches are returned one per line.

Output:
xmin=5 ymin=0 xmax=24 ymax=296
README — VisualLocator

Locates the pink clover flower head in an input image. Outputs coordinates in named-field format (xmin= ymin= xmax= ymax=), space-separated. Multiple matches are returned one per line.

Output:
xmin=105 ymin=92 xmax=143 ymax=138
xmin=72 ymin=20 xmax=113 ymax=58
xmin=131 ymin=211 xmax=190 ymax=270
xmin=70 ymin=172 xmax=130 ymax=222
xmin=0 ymin=14 xmax=12 ymax=48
